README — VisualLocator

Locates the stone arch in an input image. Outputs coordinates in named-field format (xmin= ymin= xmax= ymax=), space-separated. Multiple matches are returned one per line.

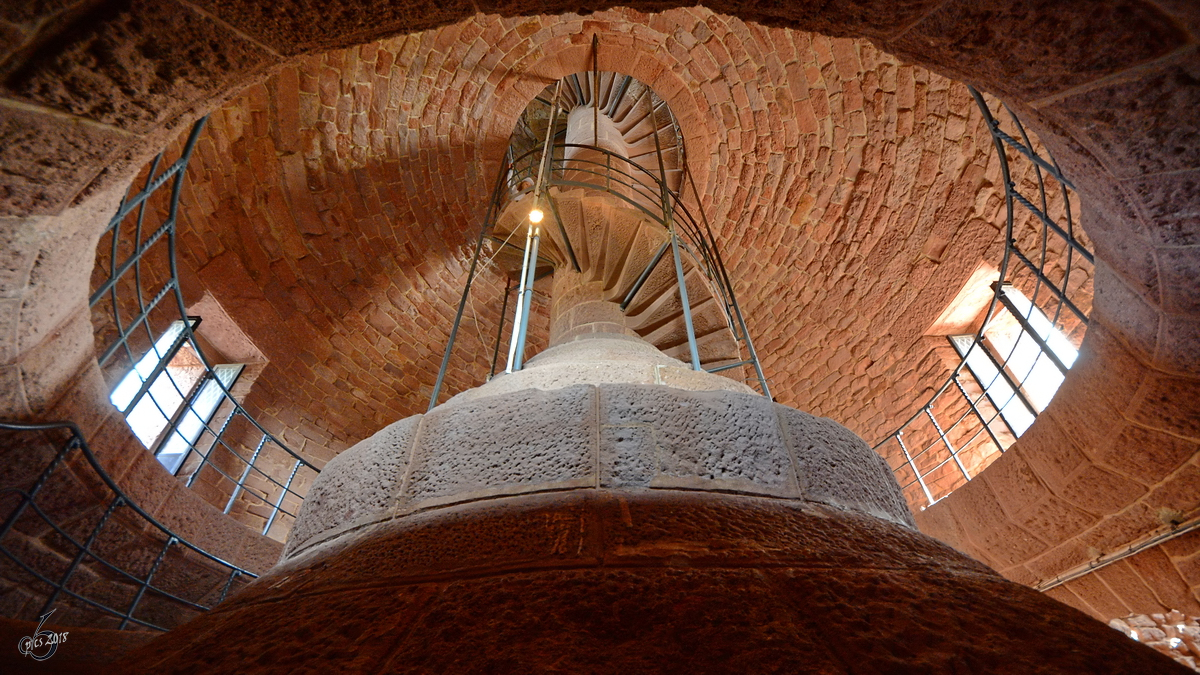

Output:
xmin=1 ymin=0 xmax=1197 ymax=609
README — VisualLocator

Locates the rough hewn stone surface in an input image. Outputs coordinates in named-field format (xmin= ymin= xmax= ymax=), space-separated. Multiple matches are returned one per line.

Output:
xmin=119 ymin=490 xmax=1189 ymax=674
xmin=603 ymin=384 xmax=797 ymax=495
xmin=0 ymin=103 xmax=128 ymax=215
xmin=284 ymin=415 xmax=421 ymax=556
xmin=286 ymin=340 xmax=914 ymax=560
xmin=404 ymin=384 xmax=598 ymax=505
xmin=1 ymin=0 xmax=279 ymax=133
xmin=777 ymin=405 xmax=914 ymax=526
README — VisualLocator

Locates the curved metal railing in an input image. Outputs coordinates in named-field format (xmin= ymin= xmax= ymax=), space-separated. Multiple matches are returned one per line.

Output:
xmin=427 ymin=104 xmax=773 ymax=406
xmin=873 ymin=87 xmax=1093 ymax=509
xmin=504 ymin=143 xmax=741 ymax=334
xmin=89 ymin=116 xmax=320 ymax=539
xmin=0 ymin=421 xmax=257 ymax=631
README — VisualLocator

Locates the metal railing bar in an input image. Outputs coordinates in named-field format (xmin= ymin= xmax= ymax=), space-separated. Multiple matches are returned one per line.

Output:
xmin=0 ymin=545 xmax=169 ymax=631
xmin=185 ymin=407 xmax=237 ymax=488
xmin=262 ymin=460 xmax=302 ymax=536
xmin=1008 ymin=246 xmax=1090 ymax=323
xmin=489 ymin=277 xmax=513 ymax=378
xmin=217 ymin=569 xmax=242 ymax=604
xmin=0 ymin=433 xmax=77 ymax=541
xmin=994 ymin=284 xmax=1072 ymax=376
xmin=96 ymin=279 xmax=177 ymax=367
xmin=102 ymin=157 xmax=188 ymax=235
xmin=0 ymin=421 xmax=257 ymax=577
xmin=0 ymin=491 xmax=217 ymax=613
xmin=925 ymin=409 xmax=971 ymax=483
xmin=990 ymin=124 xmax=1076 ymax=191
xmin=38 ymin=494 xmax=124 ymax=615
xmin=224 ymin=435 xmax=268 ymax=514
xmin=706 ymin=359 xmax=753 ymax=374
xmin=953 ymin=375 xmax=1011 ymax=451
xmin=895 ymin=432 xmax=935 ymax=506
xmin=545 ymin=192 xmax=581 ymax=272
xmin=620 ymin=240 xmax=671 ymax=311
xmin=427 ymin=152 xmax=511 ymax=410
xmin=1010 ymin=189 xmax=1094 ymax=264
xmin=89 ymin=218 xmax=176 ymax=307
xmin=120 ymin=536 xmax=174 ymax=629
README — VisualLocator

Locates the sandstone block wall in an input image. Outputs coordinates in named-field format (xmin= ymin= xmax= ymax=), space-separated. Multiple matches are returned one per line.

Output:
xmin=286 ymin=383 xmax=912 ymax=560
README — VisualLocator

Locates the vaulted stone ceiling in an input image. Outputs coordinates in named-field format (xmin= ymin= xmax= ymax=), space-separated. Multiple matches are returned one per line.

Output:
xmin=134 ymin=7 xmax=1066 ymax=462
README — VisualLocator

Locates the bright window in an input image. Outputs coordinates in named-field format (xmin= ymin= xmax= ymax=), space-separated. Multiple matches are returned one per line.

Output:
xmin=950 ymin=285 xmax=1079 ymax=438
xmin=110 ymin=319 xmax=243 ymax=474
xmin=950 ymin=335 xmax=1035 ymax=435
xmin=155 ymin=364 xmax=243 ymax=474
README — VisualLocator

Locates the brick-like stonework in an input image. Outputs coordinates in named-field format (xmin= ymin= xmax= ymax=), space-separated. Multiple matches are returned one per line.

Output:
xmin=126 ymin=9 xmax=1076 ymax=468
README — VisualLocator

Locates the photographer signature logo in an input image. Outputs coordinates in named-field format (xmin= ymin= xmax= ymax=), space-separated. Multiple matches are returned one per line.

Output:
xmin=17 ymin=609 xmax=69 ymax=661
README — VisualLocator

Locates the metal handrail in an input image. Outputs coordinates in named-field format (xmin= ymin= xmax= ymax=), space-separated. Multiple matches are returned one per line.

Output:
xmin=427 ymin=97 xmax=774 ymax=405
xmin=872 ymin=86 xmax=1092 ymax=508
xmin=92 ymin=115 xmax=319 ymax=536
xmin=504 ymin=144 xmax=743 ymax=333
xmin=0 ymin=420 xmax=256 ymax=631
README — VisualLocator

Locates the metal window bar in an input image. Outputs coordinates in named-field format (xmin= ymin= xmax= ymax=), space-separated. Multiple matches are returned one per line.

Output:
xmin=0 ymin=421 xmax=258 ymax=631
xmin=975 ymin=334 xmax=1041 ymax=420
xmin=873 ymin=86 xmax=1092 ymax=506
xmin=994 ymin=283 xmax=1072 ymax=376
xmin=116 ymin=316 xmax=199 ymax=418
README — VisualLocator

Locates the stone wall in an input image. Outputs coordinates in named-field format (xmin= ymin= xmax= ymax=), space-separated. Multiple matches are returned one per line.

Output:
xmin=139 ymin=10 xmax=1041 ymax=458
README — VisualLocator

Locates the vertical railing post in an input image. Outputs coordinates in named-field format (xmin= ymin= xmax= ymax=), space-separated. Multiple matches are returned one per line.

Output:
xmin=953 ymin=375 xmax=1006 ymax=455
xmin=489 ymin=277 xmax=512 ymax=378
xmin=670 ymin=227 xmax=702 ymax=371
xmin=217 ymin=569 xmax=241 ymax=605
xmin=926 ymin=408 xmax=971 ymax=483
xmin=650 ymin=99 xmax=701 ymax=371
xmin=896 ymin=430 xmax=935 ymax=507
xmin=121 ymin=536 xmax=175 ymax=630
xmin=426 ymin=152 xmax=511 ymax=410
xmin=224 ymin=434 xmax=268 ymax=514
xmin=510 ymin=226 xmax=542 ymax=372
xmin=40 ymin=495 xmax=124 ymax=615
xmin=187 ymin=407 xmax=237 ymax=488
xmin=262 ymin=460 xmax=301 ymax=537
xmin=0 ymin=435 xmax=78 ymax=542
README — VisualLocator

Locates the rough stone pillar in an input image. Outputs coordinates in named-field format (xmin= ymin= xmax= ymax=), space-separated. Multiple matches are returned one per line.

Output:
xmin=548 ymin=267 xmax=638 ymax=345
xmin=563 ymin=105 xmax=628 ymax=163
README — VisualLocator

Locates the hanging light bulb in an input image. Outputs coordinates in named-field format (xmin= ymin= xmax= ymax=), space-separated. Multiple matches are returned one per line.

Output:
xmin=529 ymin=207 xmax=544 ymax=223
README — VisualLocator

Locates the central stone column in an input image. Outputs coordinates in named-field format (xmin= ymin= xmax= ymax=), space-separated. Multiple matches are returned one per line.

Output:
xmin=548 ymin=265 xmax=638 ymax=345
